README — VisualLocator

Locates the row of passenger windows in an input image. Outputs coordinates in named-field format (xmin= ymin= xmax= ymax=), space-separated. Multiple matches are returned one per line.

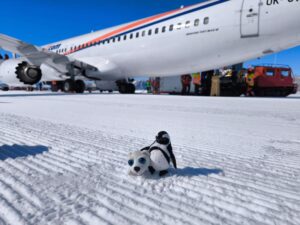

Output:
xmin=56 ymin=17 xmax=210 ymax=54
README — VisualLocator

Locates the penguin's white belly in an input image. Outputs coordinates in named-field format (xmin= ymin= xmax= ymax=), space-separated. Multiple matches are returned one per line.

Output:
xmin=150 ymin=150 xmax=169 ymax=171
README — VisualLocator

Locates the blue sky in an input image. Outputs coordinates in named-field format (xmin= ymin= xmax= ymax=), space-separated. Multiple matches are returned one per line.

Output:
xmin=1 ymin=0 xmax=300 ymax=75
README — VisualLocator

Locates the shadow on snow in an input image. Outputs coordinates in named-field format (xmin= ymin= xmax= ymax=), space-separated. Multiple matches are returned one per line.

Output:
xmin=175 ymin=167 xmax=224 ymax=177
xmin=0 ymin=144 xmax=48 ymax=160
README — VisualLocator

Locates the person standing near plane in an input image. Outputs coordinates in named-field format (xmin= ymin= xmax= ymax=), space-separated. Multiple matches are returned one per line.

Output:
xmin=4 ymin=54 xmax=9 ymax=60
xmin=146 ymin=79 xmax=151 ymax=94
xmin=151 ymin=77 xmax=160 ymax=94
xmin=192 ymin=73 xmax=201 ymax=95
xmin=183 ymin=74 xmax=192 ymax=95
xmin=246 ymin=68 xmax=255 ymax=96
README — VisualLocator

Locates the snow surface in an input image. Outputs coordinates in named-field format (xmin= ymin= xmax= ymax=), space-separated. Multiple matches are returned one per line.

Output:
xmin=0 ymin=91 xmax=300 ymax=225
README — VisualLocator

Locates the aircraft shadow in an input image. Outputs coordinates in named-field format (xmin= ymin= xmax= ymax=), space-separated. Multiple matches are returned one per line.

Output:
xmin=0 ymin=92 xmax=94 ymax=98
xmin=175 ymin=167 xmax=224 ymax=177
xmin=0 ymin=144 xmax=48 ymax=160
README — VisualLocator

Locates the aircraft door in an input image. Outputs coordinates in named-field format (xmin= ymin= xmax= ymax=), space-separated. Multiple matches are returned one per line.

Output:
xmin=241 ymin=0 xmax=261 ymax=38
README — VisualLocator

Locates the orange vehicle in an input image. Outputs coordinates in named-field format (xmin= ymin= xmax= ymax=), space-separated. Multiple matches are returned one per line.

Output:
xmin=253 ymin=65 xmax=298 ymax=97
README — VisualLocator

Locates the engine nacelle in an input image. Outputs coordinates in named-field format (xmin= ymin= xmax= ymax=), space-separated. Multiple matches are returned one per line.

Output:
xmin=0 ymin=59 xmax=42 ymax=85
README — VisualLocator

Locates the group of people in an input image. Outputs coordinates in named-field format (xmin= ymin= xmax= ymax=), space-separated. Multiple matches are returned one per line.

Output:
xmin=181 ymin=73 xmax=202 ymax=95
xmin=144 ymin=66 xmax=257 ymax=96
xmin=146 ymin=78 xmax=160 ymax=94
xmin=181 ymin=67 xmax=256 ymax=96
xmin=220 ymin=66 xmax=257 ymax=96
xmin=0 ymin=54 xmax=10 ymax=60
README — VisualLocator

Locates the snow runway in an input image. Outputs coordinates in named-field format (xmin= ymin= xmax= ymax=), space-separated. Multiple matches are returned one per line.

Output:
xmin=0 ymin=92 xmax=300 ymax=225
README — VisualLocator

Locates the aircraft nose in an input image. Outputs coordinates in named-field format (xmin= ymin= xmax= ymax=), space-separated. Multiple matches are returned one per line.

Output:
xmin=134 ymin=167 xmax=140 ymax=172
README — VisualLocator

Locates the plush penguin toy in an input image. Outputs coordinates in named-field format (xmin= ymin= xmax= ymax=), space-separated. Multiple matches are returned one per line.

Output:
xmin=128 ymin=131 xmax=177 ymax=177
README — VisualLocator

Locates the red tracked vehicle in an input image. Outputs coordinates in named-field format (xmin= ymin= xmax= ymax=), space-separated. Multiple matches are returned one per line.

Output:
xmin=253 ymin=65 xmax=298 ymax=97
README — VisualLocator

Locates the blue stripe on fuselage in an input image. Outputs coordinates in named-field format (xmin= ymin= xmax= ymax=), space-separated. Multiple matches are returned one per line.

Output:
xmin=67 ymin=0 xmax=229 ymax=55
xmin=116 ymin=0 xmax=229 ymax=38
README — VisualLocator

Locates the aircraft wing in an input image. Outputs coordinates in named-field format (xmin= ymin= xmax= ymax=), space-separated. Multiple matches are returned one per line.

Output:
xmin=0 ymin=33 xmax=97 ymax=75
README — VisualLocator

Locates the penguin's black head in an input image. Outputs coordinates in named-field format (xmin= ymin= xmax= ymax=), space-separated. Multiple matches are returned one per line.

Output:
xmin=156 ymin=131 xmax=170 ymax=145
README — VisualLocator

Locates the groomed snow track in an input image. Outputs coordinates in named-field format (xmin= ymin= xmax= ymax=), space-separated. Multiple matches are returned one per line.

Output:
xmin=0 ymin=111 xmax=300 ymax=225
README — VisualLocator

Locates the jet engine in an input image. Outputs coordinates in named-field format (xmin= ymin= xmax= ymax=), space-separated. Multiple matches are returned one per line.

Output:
xmin=16 ymin=61 xmax=42 ymax=85
xmin=0 ymin=59 xmax=42 ymax=85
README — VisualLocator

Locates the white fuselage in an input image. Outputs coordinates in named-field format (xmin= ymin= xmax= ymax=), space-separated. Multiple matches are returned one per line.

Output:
xmin=1 ymin=0 xmax=300 ymax=84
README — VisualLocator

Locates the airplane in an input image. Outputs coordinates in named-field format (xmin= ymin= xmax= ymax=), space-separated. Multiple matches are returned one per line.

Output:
xmin=0 ymin=0 xmax=300 ymax=94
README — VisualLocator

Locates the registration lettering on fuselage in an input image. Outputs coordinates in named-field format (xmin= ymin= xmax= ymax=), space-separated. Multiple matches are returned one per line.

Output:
xmin=266 ymin=0 xmax=299 ymax=5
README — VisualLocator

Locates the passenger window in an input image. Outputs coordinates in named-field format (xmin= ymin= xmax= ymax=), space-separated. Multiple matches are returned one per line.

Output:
xmin=169 ymin=25 xmax=174 ymax=31
xmin=194 ymin=19 xmax=200 ymax=26
xmin=142 ymin=31 xmax=146 ymax=37
xmin=204 ymin=17 xmax=209 ymax=25
xmin=148 ymin=29 xmax=152 ymax=35
xmin=177 ymin=23 xmax=182 ymax=30
xmin=281 ymin=70 xmax=290 ymax=77
xmin=112 ymin=38 xmax=116 ymax=43
xmin=266 ymin=70 xmax=275 ymax=76
xmin=162 ymin=26 xmax=166 ymax=33
xmin=124 ymin=35 xmax=127 ymax=41
xmin=118 ymin=36 xmax=121 ymax=42
xmin=185 ymin=21 xmax=191 ymax=28
xmin=155 ymin=28 xmax=159 ymax=34
xmin=136 ymin=32 xmax=139 ymax=38
xmin=107 ymin=39 xmax=110 ymax=44
xmin=130 ymin=33 xmax=133 ymax=39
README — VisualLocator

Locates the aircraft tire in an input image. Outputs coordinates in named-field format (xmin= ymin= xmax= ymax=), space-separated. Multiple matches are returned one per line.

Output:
xmin=119 ymin=84 xmax=128 ymax=94
xmin=64 ymin=79 xmax=75 ymax=93
xmin=118 ymin=83 xmax=135 ymax=94
xmin=127 ymin=83 xmax=136 ymax=94
xmin=75 ymin=80 xmax=86 ymax=94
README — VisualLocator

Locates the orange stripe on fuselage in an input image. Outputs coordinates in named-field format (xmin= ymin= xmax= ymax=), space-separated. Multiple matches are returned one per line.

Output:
xmin=88 ymin=9 xmax=180 ymax=44
xmin=64 ymin=3 xmax=197 ymax=55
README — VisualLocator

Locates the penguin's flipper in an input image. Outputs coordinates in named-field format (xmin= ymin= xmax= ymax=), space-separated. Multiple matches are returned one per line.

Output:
xmin=168 ymin=144 xmax=177 ymax=169
xmin=140 ymin=146 xmax=150 ymax=152
xmin=148 ymin=166 xmax=156 ymax=175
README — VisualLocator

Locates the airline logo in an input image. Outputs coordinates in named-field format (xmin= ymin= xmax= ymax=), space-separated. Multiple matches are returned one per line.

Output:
xmin=48 ymin=44 xmax=61 ymax=51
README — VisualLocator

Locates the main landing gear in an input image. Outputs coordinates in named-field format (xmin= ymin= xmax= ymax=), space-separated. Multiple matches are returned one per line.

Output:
xmin=64 ymin=79 xmax=86 ymax=93
xmin=117 ymin=81 xmax=136 ymax=94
